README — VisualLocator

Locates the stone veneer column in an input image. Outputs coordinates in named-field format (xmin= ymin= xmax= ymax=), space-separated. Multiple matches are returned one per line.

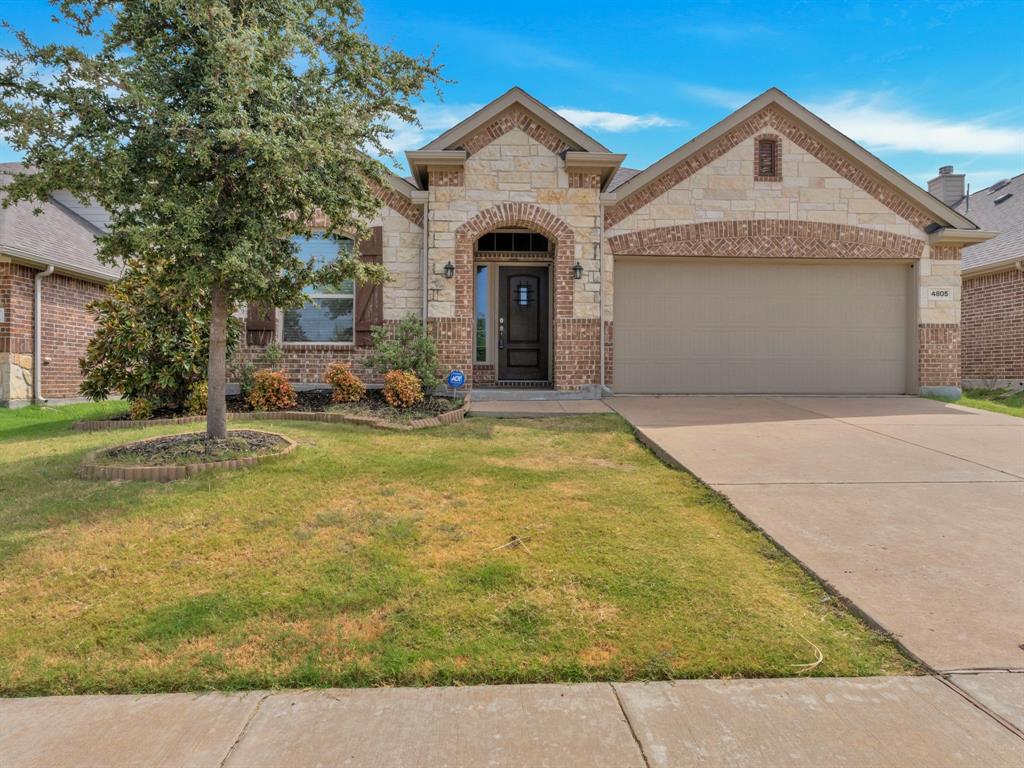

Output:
xmin=917 ymin=245 xmax=962 ymax=397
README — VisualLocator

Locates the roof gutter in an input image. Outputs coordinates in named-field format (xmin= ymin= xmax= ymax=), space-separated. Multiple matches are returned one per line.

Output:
xmin=33 ymin=264 xmax=54 ymax=403
xmin=962 ymin=258 xmax=1024 ymax=279
xmin=0 ymin=247 xmax=120 ymax=284
xmin=926 ymin=228 xmax=999 ymax=247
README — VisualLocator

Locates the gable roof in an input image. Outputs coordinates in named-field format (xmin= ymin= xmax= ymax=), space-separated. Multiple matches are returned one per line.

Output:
xmin=419 ymin=86 xmax=610 ymax=154
xmin=0 ymin=164 xmax=120 ymax=282
xmin=953 ymin=172 xmax=1024 ymax=273
xmin=609 ymin=88 xmax=979 ymax=232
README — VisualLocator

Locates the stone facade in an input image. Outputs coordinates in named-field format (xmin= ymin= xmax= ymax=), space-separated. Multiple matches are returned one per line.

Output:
xmin=0 ymin=260 xmax=106 ymax=404
xmin=9 ymin=90 xmax=977 ymax=403
xmin=961 ymin=267 xmax=1024 ymax=386
xmin=242 ymin=96 xmax=968 ymax=395
xmin=603 ymin=108 xmax=962 ymax=393
xmin=419 ymin=127 xmax=604 ymax=390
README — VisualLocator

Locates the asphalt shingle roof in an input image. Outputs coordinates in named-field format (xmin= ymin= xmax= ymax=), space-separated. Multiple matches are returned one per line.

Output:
xmin=953 ymin=172 xmax=1023 ymax=272
xmin=608 ymin=167 xmax=641 ymax=191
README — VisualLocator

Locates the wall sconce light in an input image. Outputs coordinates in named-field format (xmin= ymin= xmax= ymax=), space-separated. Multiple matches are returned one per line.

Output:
xmin=572 ymin=261 xmax=583 ymax=280
xmin=443 ymin=261 xmax=455 ymax=279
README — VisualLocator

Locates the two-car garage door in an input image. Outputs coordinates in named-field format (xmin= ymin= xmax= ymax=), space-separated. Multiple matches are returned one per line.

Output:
xmin=613 ymin=258 xmax=912 ymax=394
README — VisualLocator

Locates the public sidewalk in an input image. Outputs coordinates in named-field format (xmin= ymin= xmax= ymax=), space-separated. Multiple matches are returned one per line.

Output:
xmin=3 ymin=676 xmax=1021 ymax=767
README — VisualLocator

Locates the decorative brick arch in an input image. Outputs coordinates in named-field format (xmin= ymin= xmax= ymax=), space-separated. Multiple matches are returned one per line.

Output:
xmin=607 ymin=220 xmax=925 ymax=260
xmin=449 ymin=203 xmax=591 ymax=389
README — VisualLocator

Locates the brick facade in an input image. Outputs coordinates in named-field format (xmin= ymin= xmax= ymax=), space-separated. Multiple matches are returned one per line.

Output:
xmin=919 ymin=324 xmax=961 ymax=388
xmin=458 ymin=105 xmax=579 ymax=157
xmin=0 ymin=261 xmax=105 ymax=403
xmin=961 ymin=268 xmax=1024 ymax=383
xmin=607 ymin=220 xmax=925 ymax=260
xmin=235 ymin=342 xmax=379 ymax=387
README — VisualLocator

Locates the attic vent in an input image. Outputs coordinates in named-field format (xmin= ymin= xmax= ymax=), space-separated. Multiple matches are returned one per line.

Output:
xmin=994 ymin=193 xmax=1013 ymax=204
xmin=754 ymin=136 xmax=781 ymax=180
xmin=988 ymin=179 xmax=1011 ymax=193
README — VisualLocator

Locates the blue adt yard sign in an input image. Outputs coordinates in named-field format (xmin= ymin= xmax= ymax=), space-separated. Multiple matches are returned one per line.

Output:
xmin=446 ymin=370 xmax=466 ymax=389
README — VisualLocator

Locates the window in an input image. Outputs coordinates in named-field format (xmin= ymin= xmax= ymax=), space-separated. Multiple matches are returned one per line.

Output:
xmin=755 ymin=136 xmax=780 ymax=179
xmin=282 ymin=233 xmax=355 ymax=343
xmin=475 ymin=264 xmax=489 ymax=362
xmin=476 ymin=231 xmax=549 ymax=252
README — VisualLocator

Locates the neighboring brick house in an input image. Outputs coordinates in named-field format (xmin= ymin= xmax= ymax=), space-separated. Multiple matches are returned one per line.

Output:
xmin=932 ymin=169 xmax=1022 ymax=390
xmin=242 ymin=87 xmax=989 ymax=397
xmin=0 ymin=164 xmax=118 ymax=407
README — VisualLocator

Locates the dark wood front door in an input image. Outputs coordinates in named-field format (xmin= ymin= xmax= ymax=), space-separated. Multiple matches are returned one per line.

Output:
xmin=498 ymin=266 xmax=549 ymax=381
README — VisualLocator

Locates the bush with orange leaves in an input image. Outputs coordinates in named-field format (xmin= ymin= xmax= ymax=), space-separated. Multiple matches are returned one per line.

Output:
xmin=381 ymin=369 xmax=423 ymax=408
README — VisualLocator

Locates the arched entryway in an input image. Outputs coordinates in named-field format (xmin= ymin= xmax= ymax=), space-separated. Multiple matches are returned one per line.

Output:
xmin=444 ymin=203 xmax=597 ymax=390
xmin=472 ymin=229 xmax=553 ymax=386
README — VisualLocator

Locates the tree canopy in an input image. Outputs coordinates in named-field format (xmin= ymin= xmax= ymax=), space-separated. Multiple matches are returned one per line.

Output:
xmin=1 ymin=0 xmax=441 ymax=435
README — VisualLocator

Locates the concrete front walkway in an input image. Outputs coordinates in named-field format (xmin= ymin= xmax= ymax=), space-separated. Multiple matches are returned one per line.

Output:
xmin=470 ymin=399 xmax=612 ymax=417
xmin=607 ymin=395 xmax=1024 ymax=726
xmin=3 ymin=677 xmax=1021 ymax=767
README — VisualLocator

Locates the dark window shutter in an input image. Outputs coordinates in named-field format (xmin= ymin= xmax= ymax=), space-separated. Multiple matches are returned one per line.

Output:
xmin=245 ymin=302 xmax=276 ymax=347
xmin=757 ymin=139 xmax=778 ymax=177
xmin=355 ymin=226 xmax=384 ymax=346
xmin=246 ymin=302 xmax=276 ymax=331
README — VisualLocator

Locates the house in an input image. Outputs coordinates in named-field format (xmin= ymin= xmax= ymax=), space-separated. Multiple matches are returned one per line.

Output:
xmin=238 ymin=87 xmax=990 ymax=398
xmin=931 ymin=168 xmax=1022 ymax=390
xmin=2 ymin=87 xmax=994 ymax=406
xmin=0 ymin=164 xmax=118 ymax=407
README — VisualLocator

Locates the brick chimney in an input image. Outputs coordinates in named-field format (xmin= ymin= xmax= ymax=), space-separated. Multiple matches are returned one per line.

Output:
xmin=928 ymin=165 xmax=965 ymax=206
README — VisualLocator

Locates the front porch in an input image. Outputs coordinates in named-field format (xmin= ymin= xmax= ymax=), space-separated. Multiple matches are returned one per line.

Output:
xmin=429 ymin=202 xmax=603 ymax=393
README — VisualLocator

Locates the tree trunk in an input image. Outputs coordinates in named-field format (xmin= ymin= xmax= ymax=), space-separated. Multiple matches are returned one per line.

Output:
xmin=207 ymin=286 xmax=229 ymax=439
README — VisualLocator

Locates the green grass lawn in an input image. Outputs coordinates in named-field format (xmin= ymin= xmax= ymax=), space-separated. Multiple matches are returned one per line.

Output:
xmin=953 ymin=388 xmax=1024 ymax=419
xmin=0 ymin=402 xmax=914 ymax=695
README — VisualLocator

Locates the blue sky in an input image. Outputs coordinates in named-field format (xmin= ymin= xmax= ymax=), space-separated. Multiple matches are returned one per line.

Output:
xmin=3 ymin=0 xmax=1023 ymax=190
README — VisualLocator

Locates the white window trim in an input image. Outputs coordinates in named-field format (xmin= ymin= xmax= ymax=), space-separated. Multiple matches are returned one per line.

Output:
xmin=280 ymin=232 xmax=357 ymax=347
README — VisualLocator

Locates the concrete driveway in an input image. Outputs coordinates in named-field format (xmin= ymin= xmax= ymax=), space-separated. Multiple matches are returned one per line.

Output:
xmin=607 ymin=395 xmax=1024 ymax=678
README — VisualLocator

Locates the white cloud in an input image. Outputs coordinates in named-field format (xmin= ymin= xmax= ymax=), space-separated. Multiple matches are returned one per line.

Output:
xmin=555 ymin=108 xmax=682 ymax=132
xmin=379 ymin=102 xmax=484 ymax=159
xmin=676 ymin=84 xmax=752 ymax=110
xmin=812 ymin=92 xmax=1024 ymax=155
xmin=377 ymin=102 xmax=683 ymax=166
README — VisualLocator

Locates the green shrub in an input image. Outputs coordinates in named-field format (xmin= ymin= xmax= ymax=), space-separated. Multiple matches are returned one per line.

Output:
xmin=231 ymin=360 xmax=257 ymax=398
xmin=247 ymin=370 xmax=297 ymax=411
xmin=382 ymin=369 xmax=424 ymax=408
xmin=262 ymin=341 xmax=283 ymax=368
xmin=184 ymin=381 xmax=208 ymax=415
xmin=79 ymin=266 xmax=239 ymax=412
xmin=325 ymin=362 xmax=366 ymax=403
xmin=367 ymin=315 xmax=440 ymax=392
xmin=129 ymin=398 xmax=154 ymax=421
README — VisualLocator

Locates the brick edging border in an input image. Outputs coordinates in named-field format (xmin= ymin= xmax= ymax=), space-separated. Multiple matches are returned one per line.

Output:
xmin=72 ymin=395 xmax=471 ymax=433
xmin=79 ymin=431 xmax=298 ymax=483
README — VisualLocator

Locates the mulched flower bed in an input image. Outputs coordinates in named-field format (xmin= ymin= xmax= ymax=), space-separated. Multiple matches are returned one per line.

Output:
xmin=226 ymin=388 xmax=335 ymax=413
xmin=327 ymin=389 xmax=460 ymax=423
xmin=76 ymin=390 xmax=469 ymax=432
xmin=98 ymin=429 xmax=289 ymax=466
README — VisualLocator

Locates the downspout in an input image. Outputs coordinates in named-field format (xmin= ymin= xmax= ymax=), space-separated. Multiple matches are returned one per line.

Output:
xmin=1016 ymin=260 xmax=1023 ymax=273
xmin=33 ymin=264 xmax=54 ymax=402
xmin=421 ymin=199 xmax=430 ymax=326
